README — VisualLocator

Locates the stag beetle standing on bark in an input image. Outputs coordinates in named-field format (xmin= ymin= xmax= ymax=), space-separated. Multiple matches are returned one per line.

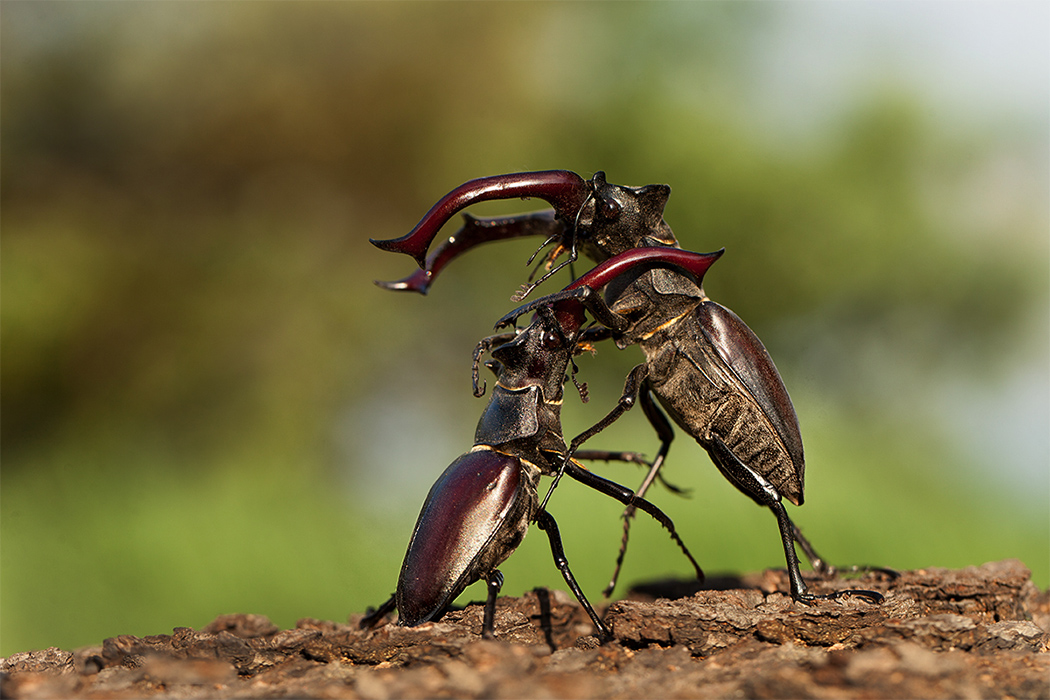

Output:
xmin=364 ymin=248 xmax=718 ymax=639
xmin=371 ymin=170 xmax=883 ymax=604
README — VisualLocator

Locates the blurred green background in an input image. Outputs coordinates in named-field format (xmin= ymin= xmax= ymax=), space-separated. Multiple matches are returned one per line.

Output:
xmin=2 ymin=2 xmax=1047 ymax=656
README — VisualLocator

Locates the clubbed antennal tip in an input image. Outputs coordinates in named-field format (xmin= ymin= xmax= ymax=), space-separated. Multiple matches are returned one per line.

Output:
xmin=569 ymin=357 xmax=589 ymax=403
xmin=510 ymin=284 xmax=532 ymax=303
xmin=577 ymin=380 xmax=590 ymax=404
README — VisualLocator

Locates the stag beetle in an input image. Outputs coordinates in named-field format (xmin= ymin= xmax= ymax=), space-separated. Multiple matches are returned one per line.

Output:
xmin=365 ymin=248 xmax=716 ymax=639
xmin=371 ymin=170 xmax=883 ymax=604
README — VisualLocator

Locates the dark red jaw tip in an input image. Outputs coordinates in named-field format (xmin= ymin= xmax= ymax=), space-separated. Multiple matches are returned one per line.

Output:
xmin=374 ymin=269 xmax=433 ymax=295
xmin=566 ymin=246 xmax=725 ymax=293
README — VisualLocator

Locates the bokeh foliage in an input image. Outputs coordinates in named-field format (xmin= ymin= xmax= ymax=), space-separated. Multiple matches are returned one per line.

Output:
xmin=2 ymin=2 xmax=1047 ymax=656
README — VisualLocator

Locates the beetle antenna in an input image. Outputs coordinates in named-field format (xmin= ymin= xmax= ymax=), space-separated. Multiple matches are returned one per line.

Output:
xmin=471 ymin=346 xmax=488 ymax=398
xmin=512 ymin=254 xmax=577 ymax=301
xmin=510 ymin=189 xmax=594 ymax=302
xmin=472 ymin=336 xmax=505 ymax=398
xmin=569 ymin=357 xmax=589 ymax=404
xmin=526 ymin=233 xmax=562 ymax=269
xmin=534 ymin=304 xmax=587 ymax=403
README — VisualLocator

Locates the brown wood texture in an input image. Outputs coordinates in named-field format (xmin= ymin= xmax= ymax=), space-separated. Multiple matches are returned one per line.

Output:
xmin=3 ymin=560 xmax=1047 ymax=699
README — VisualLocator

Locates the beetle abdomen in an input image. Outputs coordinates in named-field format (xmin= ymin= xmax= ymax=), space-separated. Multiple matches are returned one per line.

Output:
xmin=645 ymin=329 xmax=804 ymax=506
xmin=396 ymin=449 xmax=533 ymax=626
xmin=694 ymin=301 xmax=804 ymax=478
xmin=706 ymin=393 xmax=803 ymax=506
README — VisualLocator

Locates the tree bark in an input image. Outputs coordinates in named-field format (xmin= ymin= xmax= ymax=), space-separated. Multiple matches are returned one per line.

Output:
xmin=3 ymin=559 xmax=1047 ymax=699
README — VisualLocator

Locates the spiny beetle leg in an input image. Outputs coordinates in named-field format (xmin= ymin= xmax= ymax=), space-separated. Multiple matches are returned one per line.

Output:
xmin=571 ymin=450 xmax=651 ymax=466
xmin=638 ymin=390 xmax=689 ymax=497
xmin=535 ymin=509 xmax=612 ymax=641
xmin=537 ymin=363 xmax=650 ymax=515
xmin=604 ymin=387 xmax=678 ymax=598
xmin=568 ymin=365 xmax=651 ymax=465
xmin=510 ymin=241 xmax=580 ymax=302
xmin=496 ymin=287 xmax=593 ymax=331
xmin=706 ymin=435 xmax=883 ymax=604
xmin=562 ymin=461 xmax=704 ymax=584
xmin=499 ymin=284 xmax=630 ymax=335
xmin=539 ymin=363 xmax=670 ymax=598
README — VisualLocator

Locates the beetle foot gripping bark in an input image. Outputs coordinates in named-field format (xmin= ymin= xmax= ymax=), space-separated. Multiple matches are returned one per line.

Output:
xmin=706 ymin=435 xmax=883 ymax=604
xmin=536 ymin=510 xmax=613 ymax=641
xmin=481 ymin=571 xmax=505 ymax=639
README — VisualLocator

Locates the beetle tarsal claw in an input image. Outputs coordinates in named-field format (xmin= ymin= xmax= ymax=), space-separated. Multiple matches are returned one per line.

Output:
xmin=836 ymin=589 xmax=885 ymax=604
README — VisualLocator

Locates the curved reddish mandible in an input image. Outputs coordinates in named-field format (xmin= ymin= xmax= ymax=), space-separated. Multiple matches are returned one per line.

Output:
xmin=370 ymin=170 xmax=590 ymax=268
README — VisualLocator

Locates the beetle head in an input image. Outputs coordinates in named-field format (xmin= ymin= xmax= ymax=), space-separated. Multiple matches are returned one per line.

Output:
xmin=372 ymin=170 xmax=681 ymax=296
xmin=574 ymin=172 xmax=678 ymax=263
xmin=493 ymin=246 xmax=724 ymax=347
xmin=489 ymin=304 xmax=582 ymax=403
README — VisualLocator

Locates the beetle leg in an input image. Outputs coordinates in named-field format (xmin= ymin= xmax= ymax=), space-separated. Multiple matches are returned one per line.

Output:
xmin=569 ymin=364 xmax=650 ymax=458
xmin=791 ymin=522 xmax=900 ymax=582
xmin=570 ymin=449 xmax=688 ymax=490
xmin=790 ymin=522 xmax=836 ymax=577
xmin=576 ymin=324 xmax=616 ymax=351
xmin=496 ymin=285 xmax=630 ymax=335
xmin=562 ymin=461 xmax=704 ymax=584
xmin=571 ymin=448 xmax=686 ymax=494
xmin=538 ymin=364 xmax=650 ymax=515
xmin=481 ymin=570 xmax=505 ymax=639
xmin=704 ymin=435 xmax=812 ymax=600
xmin=535 ymin=509 xmax=612 ymax=641
xmin=603 ymin=386 xmax=677 ymax=598
xmin=511 ymin=244 xmax=580 ymax=302
xmin=495 ymin=288 xmax=591 ymax=330
xmin=790 ymin=522 xmax=900 ymax=583
xmin=359 ymin=594 xmax=397 ymax=630
xmin=571 ymin=285 xmax=632 ymax=332
xmin=571 ymin=449 xmax=649 ymax=465
xmin=705 ymin=436 xmax=883 ymax=604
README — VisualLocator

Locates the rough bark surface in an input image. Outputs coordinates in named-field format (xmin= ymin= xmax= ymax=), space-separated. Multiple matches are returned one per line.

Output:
xmin=3 ymin=560 xmax=1047 ymax=699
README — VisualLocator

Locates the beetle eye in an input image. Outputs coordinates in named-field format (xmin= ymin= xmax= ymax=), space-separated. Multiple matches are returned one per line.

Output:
xmin=601 ymin=197 xmax=621 ymax=221
xmin=542 ymin=330 xmax=562 ymax=350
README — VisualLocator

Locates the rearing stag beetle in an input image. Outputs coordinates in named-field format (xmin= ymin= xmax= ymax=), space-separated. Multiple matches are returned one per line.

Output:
xmin=371 ymin=170 xmax=883 ymax=604
xmin=367 ymin=247 xmax=715 ymax=639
